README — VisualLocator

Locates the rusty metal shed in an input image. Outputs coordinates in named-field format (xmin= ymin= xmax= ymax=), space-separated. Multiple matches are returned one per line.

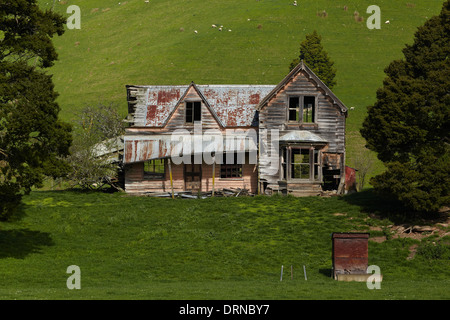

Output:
xmin=332 ymin=232 xmax=369 ymax=280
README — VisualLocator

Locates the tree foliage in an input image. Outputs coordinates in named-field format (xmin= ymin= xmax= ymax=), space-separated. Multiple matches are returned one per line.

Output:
xmin=0 ymin=0 xmax=72 ymax=220
xmin=65 ymin=104 xmax=125 ymax=190
xmin=290 ymin=30 xmax=337 ymax=89
xmin=361 ymin=1 xmax=450 ymax=213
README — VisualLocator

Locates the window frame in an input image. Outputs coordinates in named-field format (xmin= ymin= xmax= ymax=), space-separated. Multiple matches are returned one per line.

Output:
xmin=286 ymin=94 xmax=317 ymax=124
xmin=288 ymin=96 xmax=300 ymax=122
xmin=185 ymin=100 xmax=202 ymax=124
xmin=290 ymin=148 xmax=311 ymax=180
xmin=143 ymin=158 xmax=166 ymax=180
xmin=220 ymin=153 xmax=243 ymax=179
xmin=280 ymin=146 xmax=322 ymax=182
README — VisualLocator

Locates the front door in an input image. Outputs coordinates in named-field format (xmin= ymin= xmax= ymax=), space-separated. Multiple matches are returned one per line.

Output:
xmin=185 ymin=156 xmax=202 ymax=192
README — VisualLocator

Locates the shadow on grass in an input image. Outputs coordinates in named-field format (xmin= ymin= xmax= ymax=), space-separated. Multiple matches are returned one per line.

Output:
xmin=0 ymin=228 xmax=54 ymax=259
xmin=339 ymin=189 xmax=414 ymax=224
xmin=1 ymin=201 xmax=53 ymax=259
xmin=319 ymin=268 xmax=333 ymax=279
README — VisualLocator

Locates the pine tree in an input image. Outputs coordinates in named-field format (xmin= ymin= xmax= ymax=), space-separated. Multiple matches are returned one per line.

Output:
xmin=0 ymin=0 xmax=72 ymax=220
xmin=290 ymin=30 xmax=337 ymax=89
xmin=360 ymin=0 xmax=450 ymax=213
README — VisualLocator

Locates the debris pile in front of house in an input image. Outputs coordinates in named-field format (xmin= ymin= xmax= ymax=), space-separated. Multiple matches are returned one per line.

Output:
xmin=142 ymin=187 xmax=342 ymax=199
xmin=143 ymin=187 xmax=254 ymax=199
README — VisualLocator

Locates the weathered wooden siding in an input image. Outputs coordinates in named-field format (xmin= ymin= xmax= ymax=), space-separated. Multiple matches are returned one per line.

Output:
xmin=259 ymin=70 xmax=346 ymax=186
xmin=124 ymin=84 xmax=261 ymax=194
xmin=124 ymin=61 xmax=347 ymax=196
xmin=260 ymin=71 xmax=345 ymax=153
xmin=124 ymin=161 xmax=257 ymax=194
xmin=124 ymin=162 xmax=184 ymax=194
xmin=201 ymin=162 xmax=257 ymax=193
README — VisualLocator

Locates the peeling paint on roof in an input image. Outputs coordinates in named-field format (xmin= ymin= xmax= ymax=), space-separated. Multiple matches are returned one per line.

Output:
xmin=199 ymin=85 xmax=275 ymax=127
xmin=128 ymin=84 xmax=275 ymax=128
xmin=143 ymin=86 xmax=189 ymax=127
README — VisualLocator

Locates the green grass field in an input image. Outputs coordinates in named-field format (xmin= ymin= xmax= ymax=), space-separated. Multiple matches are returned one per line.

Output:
xmin=4 ymin=0 xmax=445 ymax=301
xmin=37 ymin=0 xmax=444 ymax=177
xmin=0 ymin=190 xmax=448 ymax=299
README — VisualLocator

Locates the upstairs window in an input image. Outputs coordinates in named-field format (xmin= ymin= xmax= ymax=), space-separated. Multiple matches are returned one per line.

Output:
xmin=303 ymin=96 xmax=315 ymax=123
xmin=186 ymin=101 xmax=201 ymax=123
xmin=288 ymin=95 xmax=315 ymax=123
xmin=288 ymin=97 xmax=300 ymax=121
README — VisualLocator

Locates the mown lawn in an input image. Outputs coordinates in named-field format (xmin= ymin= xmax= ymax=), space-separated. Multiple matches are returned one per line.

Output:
xmin=0 ymin=190 xmax=448 ymax=300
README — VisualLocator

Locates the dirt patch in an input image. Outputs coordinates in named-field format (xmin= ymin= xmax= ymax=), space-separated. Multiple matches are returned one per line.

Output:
xmin=391 ymin=224 xmax=438 ymax=240
xmin=333 ymin=213 xmax=347 ymax=216
xmin=407 ymin=244 xmax=418 ymax=260
xmin=369 ymin=236 xmax=386 ymax=243
xmin=379 ymin=210 xmax=449 ymax=241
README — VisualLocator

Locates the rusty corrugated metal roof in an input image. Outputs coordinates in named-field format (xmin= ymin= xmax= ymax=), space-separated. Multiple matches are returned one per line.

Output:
xmin=135 ymin=85 xmax=189 ymax=127
xmin=199 ymin=85 xmax=275 ymax=127
xmin=128 ymin=84 xmax=275 ymax=128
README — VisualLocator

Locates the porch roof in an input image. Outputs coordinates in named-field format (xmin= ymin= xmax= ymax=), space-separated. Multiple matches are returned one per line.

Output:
xmin=123 ymin=133 xmax=257 ymax=163
xmin=279 ymin=131 xmax=327 ymax=143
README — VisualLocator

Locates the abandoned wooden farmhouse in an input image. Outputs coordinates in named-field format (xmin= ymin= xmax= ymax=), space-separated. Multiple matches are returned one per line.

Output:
xmin=122 ymin=61 xmax=349 ymax=196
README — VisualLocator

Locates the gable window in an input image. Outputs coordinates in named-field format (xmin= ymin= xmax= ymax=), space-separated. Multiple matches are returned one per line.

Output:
xmin=288 ymin=97 xmax=300 ymax=121
xmin=303 ymin=96 xmax=315 ymax=123
xmin=144 ymin=158 xmax=166 ymax=179
xmin=186 ymin=101 xmax=201 ymax=123
xmin=220 ymin=153 xmax=243 ymax=178
xmin=287 ymin=95 xmax=315 ymax=123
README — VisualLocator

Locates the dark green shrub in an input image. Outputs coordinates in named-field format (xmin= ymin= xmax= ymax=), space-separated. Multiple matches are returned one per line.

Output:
xmin=416 ymin=242 xmax=450 ymax=260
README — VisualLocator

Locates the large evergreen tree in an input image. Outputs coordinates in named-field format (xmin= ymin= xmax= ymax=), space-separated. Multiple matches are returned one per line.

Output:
xmin=0 ymin=0 xmax=72 ymax=220
xmin=361 ymin=0 xmax=450 ymax=213
xmin=290 ymin=30 xmax=337 ymax=89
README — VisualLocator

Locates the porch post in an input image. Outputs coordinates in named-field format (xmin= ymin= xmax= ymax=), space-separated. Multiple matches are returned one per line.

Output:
xmin=168 ymin=158 xmax=174 ymax=199
xmin=212 ymin=156 xmax=216 ymax=197
xmin=287 ymin=146 xmax=292 ymax=181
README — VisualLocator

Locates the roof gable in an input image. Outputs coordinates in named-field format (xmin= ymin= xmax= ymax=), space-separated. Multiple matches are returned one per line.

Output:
xmin=162 ymin=82 xmax=226 ymax=128
xmin=257 ymin=61 xmax=348 ymax=115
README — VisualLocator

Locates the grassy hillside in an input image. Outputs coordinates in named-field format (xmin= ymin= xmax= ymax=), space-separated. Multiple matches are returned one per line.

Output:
xmin=37 ymin=0 xmax=443 ymax=178
xmin=0 ymin=190 xmax=449 ymax=299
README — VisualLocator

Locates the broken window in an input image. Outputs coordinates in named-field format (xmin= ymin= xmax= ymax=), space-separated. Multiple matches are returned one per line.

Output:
xmin=288 ymin=97 xmax=300 ymax=121
xmin=186 ymin=101 xmax=201 ymax=123
xmin=287 ymin=95 xmax=315 ymax=123
xmin=303 ymin=96 xmax=315 ymax=123
xmin=144 ymin=158 xmax=166 ymax=179
xmin=220 ymin=153 xmax=243 ymax=178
